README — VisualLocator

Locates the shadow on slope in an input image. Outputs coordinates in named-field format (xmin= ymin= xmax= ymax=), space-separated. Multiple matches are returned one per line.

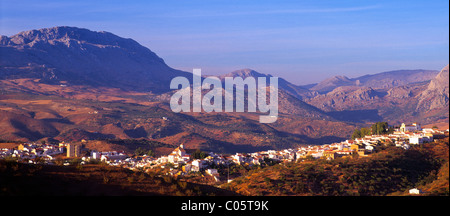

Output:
xmin=327 ymin=109 xmax=383 ymax=123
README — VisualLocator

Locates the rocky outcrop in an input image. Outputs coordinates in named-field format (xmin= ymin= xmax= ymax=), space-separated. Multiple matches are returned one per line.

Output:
xmin=416 ymin=65 xmax=449 ymax=111
xmin=387 ymin=86 xmax=413 ymax=99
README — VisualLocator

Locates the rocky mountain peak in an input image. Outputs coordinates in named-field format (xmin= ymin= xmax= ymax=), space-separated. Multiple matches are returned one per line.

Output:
xmin=221 ymin=68 xmax=270 ymax=79
xmin=1 ymin=26 xmax=190 ymax=93
xmin=428 ymin=64 xmax=449 ymax=92
xmin=310 ymin=75 xmax=354 ymax=93
xmin=416 ymin=65 xmax=449 ymax=111
xmin=7 ymin=26 xmax=123 ymax=47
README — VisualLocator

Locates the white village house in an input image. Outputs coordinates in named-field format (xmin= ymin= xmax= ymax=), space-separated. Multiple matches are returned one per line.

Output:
xmin=400 ymin=123 xmax=421 ymax=132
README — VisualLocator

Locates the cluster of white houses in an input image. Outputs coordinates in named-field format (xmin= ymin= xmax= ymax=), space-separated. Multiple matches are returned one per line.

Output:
xmin=92 ymin=124 xmax=446 ymax=174
xmin=89 ymin=125 xmax=445 ymax=178
xmin=297 ymin=125 xmax=444 ymax=160
xmin=1 ymin=123 xmax=447 ymax=178
xmin=0 ymin=143 xmax=65 ymax=164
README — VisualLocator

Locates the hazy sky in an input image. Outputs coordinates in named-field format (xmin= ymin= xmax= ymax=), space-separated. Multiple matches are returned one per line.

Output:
xmin=1 ymin=0 xmax=448 ymax=85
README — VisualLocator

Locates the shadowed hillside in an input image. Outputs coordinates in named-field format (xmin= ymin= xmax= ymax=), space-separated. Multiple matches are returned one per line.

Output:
xmin=0 ymin=160 xmax=237 ymax=196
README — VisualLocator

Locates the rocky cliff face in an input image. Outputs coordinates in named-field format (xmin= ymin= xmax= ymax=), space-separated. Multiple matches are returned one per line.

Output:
xmin=305 ymin=86 xmax=382 ymax=112
xmin=417 ymin=65 xmax=449 ymax=111
xmin=0 ymin=26 xmax=191 ymax=93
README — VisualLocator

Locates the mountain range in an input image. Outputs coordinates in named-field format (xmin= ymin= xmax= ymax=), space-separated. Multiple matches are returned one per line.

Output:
xmin=306 ymin=65 xmax=448 ymax=125
xmin=308 ymin=69 xmax=439 ymax=94
xmin=0 ymin=26 xmax=448 ymax=154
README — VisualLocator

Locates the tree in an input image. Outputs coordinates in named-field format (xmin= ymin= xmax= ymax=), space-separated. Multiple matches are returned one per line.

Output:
xmin=147 ymin=149 xmax=155 ymax=157
xmin=371 ymin=122 xmax=389 ymax=135
xmin=352 ymin=127 xmax=371 ymax=139
xmin=135 ymin=147 xmax=154 ymax=156
xmin=352 ymin=129 xmax=362 ymax=140
xmin=361 ymin=127 xmax=371 ymax=137
xmin=191 ymin=149 xmax=208 ymax=159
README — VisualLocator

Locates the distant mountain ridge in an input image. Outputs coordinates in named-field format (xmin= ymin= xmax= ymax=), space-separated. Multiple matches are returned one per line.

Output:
xmin=305 ymin=65 xmax=449 ymax=125
xmin=0 ymin=26 xmax=441 ymax=96
xmin=219 ymin=68 xmax=318 ymax=99
xmin=309 ymin=69 xmax=439 ymax=93
xmin=222 ymin=68 xmax=440 ymax=100
xmin=309 ymin=75 xmax=354 ymax=93
xmin=0 ymin=26 xmax=191 ymax=93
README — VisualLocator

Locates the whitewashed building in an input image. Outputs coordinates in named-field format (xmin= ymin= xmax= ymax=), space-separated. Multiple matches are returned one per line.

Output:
xmin=409 ymin=188 xmax=422 ymax=195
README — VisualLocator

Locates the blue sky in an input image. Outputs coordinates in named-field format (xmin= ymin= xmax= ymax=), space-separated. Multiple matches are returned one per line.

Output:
xmin=1 ymin=0 xmax=448 ymax=85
